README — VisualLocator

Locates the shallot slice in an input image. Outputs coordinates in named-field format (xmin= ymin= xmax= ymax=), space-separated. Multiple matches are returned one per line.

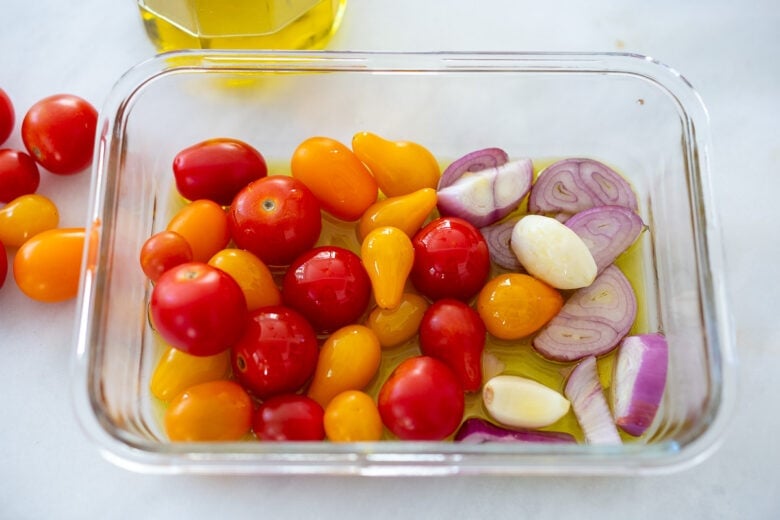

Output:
xmin=612 ymin=333 xmax=668 ymax=437
xmin=438 ymin=147 xmax=509 ymax=189
xmin=480 ymin=216 xmax=522 ymax=271
xmin=564 ymin=356 xmax=622 ymax=445
xmin=533 ymin=265 xmax=636 ymax=362
xmin=437 ymin=159 xmax=533 ymax=228
xmin=565 ymin=205 xmax=645 ymax=273
xmin=454 ymin=418 xmax=576 ymax=444
xmin=528 ymin=158 xmax=638 ymax=221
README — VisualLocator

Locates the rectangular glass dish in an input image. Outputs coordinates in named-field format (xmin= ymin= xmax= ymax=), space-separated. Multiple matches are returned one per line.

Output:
xmin=72 ymin=51 xmax=735 ymax=475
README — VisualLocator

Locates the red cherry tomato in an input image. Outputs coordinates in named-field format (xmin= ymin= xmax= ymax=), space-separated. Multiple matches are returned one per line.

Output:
xmin=149 ymin=262 xmax=248 ymax=356
xmin=377 ymin=356 xmax=464 ymax=440
xmin=0 ymin=88 xmax=13 ymax=146
xmin=21 ymin=94 xmax=97 ymax=175
xmin=410 ymin=216 xmax=490 ymax=302
xmin=139 ymin=230 xmax=193 ymax=283
xmin=229 ymin=176 xmax=322 ymax=266
xmin=173 ymin=137 xmax=267 ymax=205
xmin=252 ymin=394 xmax=325 ymax=441
xmin=282 ymin=246 xmax=372 ymax=334
xmin=419 ymin=299 xmax=486 ymax=392
xmin=0 ymin=149 xmax=40 ymax=203
xmin=231 ymin=306 xmax=319 ymax=400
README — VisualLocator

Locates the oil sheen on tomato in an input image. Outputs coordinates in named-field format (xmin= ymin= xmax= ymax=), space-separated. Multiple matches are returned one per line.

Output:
xmin=153 ymin=158 xmax=650 ymax=443
xmin=138 ymin=0 xmax=346 ymax=52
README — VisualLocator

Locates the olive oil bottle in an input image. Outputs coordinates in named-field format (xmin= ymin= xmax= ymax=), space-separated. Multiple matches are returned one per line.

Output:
xmin=138 ymin=0 xmax=346 ymax=51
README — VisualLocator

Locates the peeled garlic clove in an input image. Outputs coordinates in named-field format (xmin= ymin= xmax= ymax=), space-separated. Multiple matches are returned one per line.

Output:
xmin=482 ymin=374 xmax=570 ymax=429
xmin=510 ymin=214 xmax=597 ymax=289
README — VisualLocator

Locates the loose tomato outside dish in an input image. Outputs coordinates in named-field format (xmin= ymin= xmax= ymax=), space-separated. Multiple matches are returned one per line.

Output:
xmin=0 ymin=88 xmax=13 ymax=146
xmin=0 ymin=149 xmax=40 ymax=203
xmin=13 ymin=227 xmax=85 ymax=302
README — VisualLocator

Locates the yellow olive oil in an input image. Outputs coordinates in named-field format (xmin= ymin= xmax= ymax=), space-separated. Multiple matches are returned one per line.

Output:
xmin=138 ymin=0 xmax=346 ymax=52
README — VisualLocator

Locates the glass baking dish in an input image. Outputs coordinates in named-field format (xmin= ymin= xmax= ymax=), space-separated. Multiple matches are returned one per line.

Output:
xmin=71 ymin=51 xmax=735 ymax=475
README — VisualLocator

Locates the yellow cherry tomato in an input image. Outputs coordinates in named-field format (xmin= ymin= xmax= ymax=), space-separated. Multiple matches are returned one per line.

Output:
xmin=208 ymin=248 xmax=280 ymax=311
xmin=13 ymin=227 xmax=84 ymax=302
xmin=356 ymin=187 xmax=437 ymax=242
xmin=324 ymin=390 xmax=383 ymax=442
xmin=307 ymin=325 xmax=382 ymax=407
xmin=366 ymin=292 xmax=429 ymax=348
xmin=0 ymin=194 xmax=59 ymax=247
xmin=352 ymin=131 xmax=441 ymax=197
xmin=476 ymin=273 xmax=563 ymax=340
xmin=150 ymin=345 xmax=231 ymax=401
xmin=360 ymin=226 xmax=414 ymax=310
xmin=166 ymin=199 xmax=230 ymax=262
xmin=164 ymin=380 xmax=252 ymax=442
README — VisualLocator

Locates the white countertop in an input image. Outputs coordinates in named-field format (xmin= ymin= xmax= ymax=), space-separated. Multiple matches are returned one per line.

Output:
xmin=1 ymin=0 xmax=778 ymax=518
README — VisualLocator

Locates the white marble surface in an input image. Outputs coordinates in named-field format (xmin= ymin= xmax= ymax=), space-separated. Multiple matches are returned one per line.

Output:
xmin=1 ymin=0 xmax=778 ymax=518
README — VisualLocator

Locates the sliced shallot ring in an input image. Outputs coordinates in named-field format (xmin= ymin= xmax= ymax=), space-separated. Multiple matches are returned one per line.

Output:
xmin=565 ymin=205 xmax=645 ymax=273
xmin=438 ymin=147 xmax=509 ymax=189
xmin=533 ymin=265 xmax=637 ymax=362
xmin=480 ymin=216 xmax=522 ymax=271
xmin=528 ymin=158 xmax=638 ymax=221
xmin=564 ymin=356 xmax=622 ymax=445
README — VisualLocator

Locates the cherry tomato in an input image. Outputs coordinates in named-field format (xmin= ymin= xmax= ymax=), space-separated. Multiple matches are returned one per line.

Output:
xmin=0 ymin=149 xmax=40 ymax=203
xmin=291 ymin=136 xmax=378 ymax=221
xmin=307 ymin=325 xmax=381 ymax=407
xmin=323 ymin=390 xmax=383 ymax=442
xmin=351 ymin=132 xmax=441 ymax=197
xmin=13 ymin=227 xmax=84 ymax=302
xmin=252 ymin=394 xmax=325 ymax=441
xmin=410 ymin=216 xmax=490 ymax=302
xmin=361 ymin=226 xmax=414 ymax=310
xmin=419 ymin=299 xmax=486 ymax=392
xmin=357 ymin=187 xmax=438 ymax=242
xmin=0 ymin=88 xmax=13 ymax=146
xmin=366 ymin=292 xmax=429 ymax=349
xmin=166 ymin=199 xmax=230 ymax=263
xmin=21 ymin=94 xmax=97 ymax=174
xmin=0 ymin=239 xmax=7 ymax=289
xmin=173 ymin=137 xmax=267 ymax=205
xmin=139 ymin=230 xmax=193 ymax=283
xmin=229 ymin=176 xmax=322 ymax=266
xmin=477 ymin=273 xmax=563 ymax=340
xmin=231 ymin=306 xmax=319 ymax=400
xmin=164 ymin=380 xmax=253 ymax=442
xmin=149 ymin=262 xmax=248 ymax=356
xmin=0 ymin=194 xmax=59 ymax=248
xmin=282 ymin=246 xmax=372 ymax=333
xmin=150 ymin=345 xmax=231 ymax=401
xmin=377 ymin=356 xmax=464 ymax=440
xmin=208 ymin=248 xmax=280 ymax=311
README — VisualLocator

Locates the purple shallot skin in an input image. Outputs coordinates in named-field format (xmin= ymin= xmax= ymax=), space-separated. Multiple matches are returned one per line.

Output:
xmin=454 ymin=418 xmax=576 ymax=444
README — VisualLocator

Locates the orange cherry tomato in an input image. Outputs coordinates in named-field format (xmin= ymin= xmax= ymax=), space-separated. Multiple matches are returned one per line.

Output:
xmin=150 ymin=345 xmax=231 ymax=401
xmin=139 ymin=230 xmax=193 ymax=283
xmin=13 ymin=227 xmax=84 ymax=302
xmin=164 ymin=380 xmax=253 ymax=442
xmin=208 ymin=248 xmax=280 ymax=311
xmin=291 ymin=136 xmax=378 ymax=221
xmin=166 ymin=199 xmax=230 ymax=262
xmin=476 ymin=273 xmax=563 ymax=340
xmin=323 ymin=390 xmax=384 ymax=442
xmin=0 ymin=194 xmax=59 ymax=248
xmin=360 ymin=226 xmax=414 ymax=310
xmin=307 ymin=324 xmax=382 ymax=407
xmin=357 ymin=187 xmax=437 ymax=242
xmin=366 ymin=292 xmax=429 ymax=349
xmin=352 ymin=131 xmax=441 ymax=197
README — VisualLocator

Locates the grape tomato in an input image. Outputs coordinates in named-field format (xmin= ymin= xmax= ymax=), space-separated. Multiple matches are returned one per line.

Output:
xmin=0 ymin=194 xmax=59 ymax=248
xmin=0 ymin=149 xmax=40 ymax=203
xmin=252 ymin=394 xmax=325 ymax=441
xmin=13 ymin=227 xmax=84 ymax=302
xmin=164 ymin=380 xmax=253 ymax=442
xmin=0 ymin=88 xmax=13 ymax=146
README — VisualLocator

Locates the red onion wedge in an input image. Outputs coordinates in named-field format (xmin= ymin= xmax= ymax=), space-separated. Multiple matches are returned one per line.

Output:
xmin=480 ymin=216 xmax=522 ymax=271
xmin=533 ymin=265 xmax=637 ymax=362
xmin=437 ymin=158 xmax=534 ymax=228
xmin=528 ymin=158 xmax=638 ymax=221
xmin=454 ymin=418 xmax=576 ymax=444
xmin=612 ymin=333 xmax=668 ymax=437
xmin=565 ymin=205 xmax=645 ymax=273
xmin=564 ymin=356 xmax=622 ymax=445
xmin=438 ymin=147 xmax=509 ymax=189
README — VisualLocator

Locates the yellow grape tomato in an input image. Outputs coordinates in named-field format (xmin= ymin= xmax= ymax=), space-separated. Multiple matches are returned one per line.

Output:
xmin=0 ymin=194 xmax=59 ymax=247
xmin=13 ymin=227 xmax=84 ymax=302
xmin=164 ymin=380 xmax=252 ymax=442
xmin=324 ymin=390 xmax=383 ymax=442
xmin=150 ymin=345 xmax=231 ymax=401
xmin=366 ymin=292 xmax=429 ymax=348
xmin=208 ymin=248 xmax=280 ymax=311
xmin=360 ymin=226 xmax=414 ymax=310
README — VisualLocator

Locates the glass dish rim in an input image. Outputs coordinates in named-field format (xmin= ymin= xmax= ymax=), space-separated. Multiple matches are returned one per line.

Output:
xmin=70 ymin=49 xmax=737 ymax=476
